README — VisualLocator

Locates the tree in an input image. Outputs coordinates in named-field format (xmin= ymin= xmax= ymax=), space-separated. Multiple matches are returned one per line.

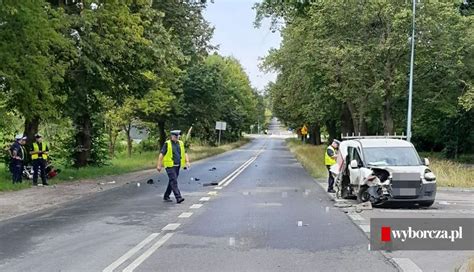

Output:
xmin=0 ymin=1 xmax=74 ymax=143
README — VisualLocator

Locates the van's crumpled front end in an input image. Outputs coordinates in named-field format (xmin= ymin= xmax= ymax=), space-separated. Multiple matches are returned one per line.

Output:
xmin=361 ymin=166 xmax=437 ymax=205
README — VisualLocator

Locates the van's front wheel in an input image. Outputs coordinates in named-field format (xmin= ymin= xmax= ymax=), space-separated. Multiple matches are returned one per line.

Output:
xmin=418 ymin=200 xmax=435 ymax=207
xmin=357 ymin=186 xmax=370 ymax=203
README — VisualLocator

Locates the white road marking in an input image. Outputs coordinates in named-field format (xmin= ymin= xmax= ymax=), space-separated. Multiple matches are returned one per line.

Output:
xmin=221 ymin=157 xmax=257 ymax=187
xmin=122 ymin=233 xmax=174 ymax=272
xmin=190 ymin=204 xmax=203 ymax=209
xmin=178 ymin=212 xmax=193 ymax=218
xmin=348 ymin=213 xmax=365 ymax=221
xmin=214 ymin=186 xmax=223 ymax=190
xmin=162 ymin=223 xmax=180 ymax=231
xmin=207 ymin=191 xmax=217 ymax=196
xmin=391 ymin=258 xmax=423 ymax=272
xmin=103 ymin=233 xmax=159 ymax=272
xmin=359 ymin=224 xmax=370 ymax=233
xmin=218 ymin=157 xmax=255 ymax=186
xmin=200 ymin=197 xmax=211 ymax=201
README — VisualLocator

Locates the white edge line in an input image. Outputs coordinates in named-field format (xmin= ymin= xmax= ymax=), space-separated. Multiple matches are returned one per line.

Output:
xmin=103 ymin=233 xmax=159 ymax=272
xmin=391 ymin=258 xmax=423 ymax=272
xmin=122 ymin=233 xmax=174 ymax=272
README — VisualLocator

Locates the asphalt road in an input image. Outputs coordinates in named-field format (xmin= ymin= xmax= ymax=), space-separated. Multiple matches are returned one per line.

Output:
xmin=0 ymin=120 xmax=397 ymax=272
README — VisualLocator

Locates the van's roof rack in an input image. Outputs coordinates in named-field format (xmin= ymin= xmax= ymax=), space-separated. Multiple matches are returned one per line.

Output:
xmin=341 ymin=132 xmax=407 ymax=140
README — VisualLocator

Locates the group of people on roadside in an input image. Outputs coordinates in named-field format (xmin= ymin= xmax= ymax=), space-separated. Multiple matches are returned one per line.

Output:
xmin=8 ymin=133 xmax=50 ymax=186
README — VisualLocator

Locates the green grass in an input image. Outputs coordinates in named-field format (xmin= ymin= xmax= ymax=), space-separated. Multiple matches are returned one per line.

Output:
xmin=286 ymin=139 xmax=328 ymax=179
xmin=286 ymin=139 xmax=474 ymax=188
xmin=0 ymin=139 xmax=250 ymax=192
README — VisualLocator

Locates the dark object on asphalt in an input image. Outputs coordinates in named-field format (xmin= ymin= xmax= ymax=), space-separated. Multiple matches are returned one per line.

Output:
xmin=147 ymin=179 xmax=154 ymax=184
xmin=203 ymin=182 xmax=219 ymax=187
xmin=177 ymin=198 xmax=185 ymax=204
xmin=209 ymin=167 xmax=217 ymax=171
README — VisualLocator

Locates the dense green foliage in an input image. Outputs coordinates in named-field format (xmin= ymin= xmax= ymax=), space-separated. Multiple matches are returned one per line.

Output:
xmin=0 ymin=0 xmax=263 ymax=168
xmin=256 ymin=0 xmax=473 ymax=158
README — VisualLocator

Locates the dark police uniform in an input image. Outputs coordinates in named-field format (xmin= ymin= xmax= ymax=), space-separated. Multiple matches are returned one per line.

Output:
xmin=9 ymin=141 xmax=25 ymax=183
xmin=160 ymin=141 xmax=183 ymax=201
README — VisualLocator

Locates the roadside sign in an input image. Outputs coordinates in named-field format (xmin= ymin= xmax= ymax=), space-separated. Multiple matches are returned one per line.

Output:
xmin=301 ymin=125 xmax=308 ymax=135
xmin=215 ymin=121 xmax=227 ymax=131
xmin=215 ymin=121 xmax=227 ymax=146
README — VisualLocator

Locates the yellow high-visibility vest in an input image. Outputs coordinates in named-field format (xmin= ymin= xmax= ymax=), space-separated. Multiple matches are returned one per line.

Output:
xmin=163 ymin=140 xmax=186 ymax=168
xmin=324 ymin=145 xmax=337 ymax=166
xmin=32 ymin=142 xmax=48 ymax=160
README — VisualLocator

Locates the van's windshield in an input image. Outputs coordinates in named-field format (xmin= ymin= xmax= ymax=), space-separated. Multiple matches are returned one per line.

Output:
xmin=363 ymin=147 xmax=422 ymax=166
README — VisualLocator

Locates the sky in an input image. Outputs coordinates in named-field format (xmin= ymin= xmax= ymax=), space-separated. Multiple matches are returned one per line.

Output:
xmin=203 ymin=0 xmax=282 ymax=91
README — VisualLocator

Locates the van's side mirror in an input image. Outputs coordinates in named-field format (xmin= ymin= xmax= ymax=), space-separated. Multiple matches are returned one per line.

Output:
xmin=424 ymin=158 xmax=430 ymax=166
xmin=350 ymin=160 xmax=359 ymax=169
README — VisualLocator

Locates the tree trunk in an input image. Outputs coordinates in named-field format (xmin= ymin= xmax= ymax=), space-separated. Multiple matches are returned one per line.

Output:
xmin=340 ymin=104 xmax=354 ymax=137
xmin=326 ymin=120 xmax=338 ymax=143
xmin=125 ymin=123 xmax=132 ymax=158
xmin=24 ymin=116 xmax=40 ymax=146
xmin=346 ymin=102 xmax=361 ymax=135
xmin=382 ymin=97 xmax=394 ymax=134
xmin=108 ymin=126 xmax=118 ymax=158
xmin=309 ymin=124 xmax=322 ymax=145
xmin=158 ymin=120 xmax=166 ymax=149
xmin=74 ymin=114 xmax=92 ymax=167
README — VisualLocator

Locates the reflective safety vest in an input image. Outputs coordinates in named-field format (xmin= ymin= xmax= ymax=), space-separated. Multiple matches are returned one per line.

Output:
xmin=32 ymin=142 xmax=48 ymax=160
xmin=163 ymin=140 xmax=186 ymax=168
xmin=324 ymin=145 xmax=337 ymax=166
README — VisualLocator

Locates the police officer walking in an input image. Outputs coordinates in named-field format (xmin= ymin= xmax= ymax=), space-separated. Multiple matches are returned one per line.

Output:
xmin=9 ymin=135 xmax=27 ymax=184
xmin=325 ymin=139 xmax=340 ymax=193
xmin=30 ymin=134 xmax=49 ymax=186
xmin=156 ymin=130 xmax=190 ymax=204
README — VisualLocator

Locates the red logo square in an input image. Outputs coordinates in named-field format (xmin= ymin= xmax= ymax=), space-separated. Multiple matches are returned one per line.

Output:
xmin=381 ymin=226 xmax=391 ymax=242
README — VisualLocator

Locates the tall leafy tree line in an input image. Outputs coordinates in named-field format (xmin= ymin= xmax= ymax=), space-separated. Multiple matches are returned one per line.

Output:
xmin=0 ymin=0 xmax=261 ymax=167
xmin=256 ymin=0 xmax=473 ymax=158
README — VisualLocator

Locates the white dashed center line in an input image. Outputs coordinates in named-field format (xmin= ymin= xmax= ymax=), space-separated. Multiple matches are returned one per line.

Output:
xmin=162 ymin=223 xmax=180 ymax=231
xmin=178 ymin=212 xmax=193 ymax=218
xmin=190 ymin=204 xmax=203 ymax=209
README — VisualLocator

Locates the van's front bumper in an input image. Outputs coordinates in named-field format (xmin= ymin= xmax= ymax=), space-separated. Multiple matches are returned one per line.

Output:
xmin=388 ymin=182 xmax=437 ymax=202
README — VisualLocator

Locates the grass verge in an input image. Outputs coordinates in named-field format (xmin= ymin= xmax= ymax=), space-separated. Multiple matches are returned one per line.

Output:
xmin=0 ymin=139 xmax=250 ymax=192
xmin=286 ymin=139 xmax=328 ymax=179
xmin=286 ymin=139 xmax=474 ymax=188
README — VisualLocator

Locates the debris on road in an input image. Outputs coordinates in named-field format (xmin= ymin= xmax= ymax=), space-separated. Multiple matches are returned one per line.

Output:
xmin=137 ymin=183 xmax=141 ymax=187
xmin=334 ymin=203 xmax=353 ymax=208
xmin=190 ymin=177 xmax=201 ymax=181
xmin=147 ymin=179 xmax=154 ymax=184
xmin=297 ymin=221 xmax=303 ymax=227
xmin=355 ymin=201 xmax=372 ymax=212
xmin=208 ymin=167 xmax=217 ymax=171
xmin=203 ymin=182 xmax=219 ymax=187
xmin=107 ymin=181 xmax=116 ymax=184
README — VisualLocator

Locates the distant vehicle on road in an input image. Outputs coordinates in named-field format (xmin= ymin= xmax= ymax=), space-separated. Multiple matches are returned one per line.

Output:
xmin=332 ymin=137 xmax=437 ymax=207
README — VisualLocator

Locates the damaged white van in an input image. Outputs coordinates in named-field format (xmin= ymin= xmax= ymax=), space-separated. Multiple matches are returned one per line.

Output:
xmin=332 ymin=137 xmax=437 ymax=207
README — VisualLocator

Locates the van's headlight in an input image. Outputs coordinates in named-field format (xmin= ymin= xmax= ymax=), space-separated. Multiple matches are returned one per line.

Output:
xmin=424 ymin=170 xmax=436 ymax=181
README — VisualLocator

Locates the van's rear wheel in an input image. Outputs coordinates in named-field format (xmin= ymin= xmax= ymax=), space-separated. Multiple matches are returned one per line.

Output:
xmin=358 ymin=186 xmax=370 ymax=203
